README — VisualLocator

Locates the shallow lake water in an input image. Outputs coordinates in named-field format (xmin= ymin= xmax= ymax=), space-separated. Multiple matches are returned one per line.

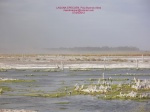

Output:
xmin=0 ymin=69 xmax=150 ymax=112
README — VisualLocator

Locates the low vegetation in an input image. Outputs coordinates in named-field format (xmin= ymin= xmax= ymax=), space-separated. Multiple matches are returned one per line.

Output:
xmin=0 ymin=68 xmax=7 ymax=72
xmin=33 ymin=69 xmax=61 ymax=72
xmin=0 ymin=79 xmax=35 ymax=83
xmin=0 ymin=86 xmax=11 ymax=94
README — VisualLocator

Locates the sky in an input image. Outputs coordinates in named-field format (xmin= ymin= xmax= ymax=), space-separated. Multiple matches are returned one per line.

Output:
xmin=0 ymin=0 xmax=150 ymax=53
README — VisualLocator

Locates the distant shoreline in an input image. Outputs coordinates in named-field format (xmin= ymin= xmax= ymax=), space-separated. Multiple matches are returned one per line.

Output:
xmin=0 ymin=46 xmax=150 ymax=54
xmin=0 ymin=54 xmax=150 ymax=69
xmin=0 ymin=51 xmax=150 ymax=56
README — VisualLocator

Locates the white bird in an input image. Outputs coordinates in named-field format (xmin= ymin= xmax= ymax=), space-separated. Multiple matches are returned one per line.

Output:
xmin=74 ymin=85 xmax=80 ymax=91
xmin=79 ymin=85 xmax=84 ymax=91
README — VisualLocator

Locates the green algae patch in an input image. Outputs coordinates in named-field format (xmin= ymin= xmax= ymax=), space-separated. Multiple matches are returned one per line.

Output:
xmin=1 ymin=86 xmax=11 ymax=91
xmin=0 ymin=68 xmax=7 ymax=72
xmin=55 ymin=102 xmax=70 ymax=104
xmin=23 ymin=86 xmax=79 ymax=98
xmin=33 ymin=69 xmax=61 ymax=72
xmin=88 ymin=78 xmax=129 ymax=81
xmin=0 ymin=79 xmax=35 ymax=83
xmin=23 ymin=92 xmax=67 ymax=98
xmin=15 ymin=69 xmax=26 ymax=71
xmin=0 ymin=86 xmax=11 ymax=94
xmin=25 ymin=74 xmax=48 ymax=77
xmin=69 ymin=68 xmax=92 ymax=71
xmin=59 ymin=107 xmax=68 ymax=110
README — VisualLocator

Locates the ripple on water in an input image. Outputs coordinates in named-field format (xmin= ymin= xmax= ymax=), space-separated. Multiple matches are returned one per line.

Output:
xmin=0 ymin=69 xmax=150 ymax=112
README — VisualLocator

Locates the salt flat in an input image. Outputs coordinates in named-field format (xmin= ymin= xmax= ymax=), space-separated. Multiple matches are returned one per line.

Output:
xmin=0 ymin=54 xmax=150 ymax=69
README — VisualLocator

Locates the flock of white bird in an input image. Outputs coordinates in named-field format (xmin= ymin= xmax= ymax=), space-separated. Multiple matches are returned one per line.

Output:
xmin=74 ymin=84 xmax=112 ymax=93
xmin=132 ymin=77 xmax=150 ymax=90
xmin=74 ymin=79 xmax=112 ymax=94
xmin=117 ymin=91 xmax=137 ymax=98
xmin=74 ymin=76 xmax=150 ymax=99
xmin=117 ymin=90 xmax=150 ymax=98
xmin=115 ymin=77 xmax=150 ymax=98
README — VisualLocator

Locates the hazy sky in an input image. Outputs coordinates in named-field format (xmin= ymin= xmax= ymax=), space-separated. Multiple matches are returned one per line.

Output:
xmin=0 ymin=0 xmax=150 ymax=53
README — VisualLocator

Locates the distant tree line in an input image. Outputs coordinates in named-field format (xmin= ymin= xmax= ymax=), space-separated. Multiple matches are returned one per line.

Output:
xmin=46 ymin=46 xmax=140 ymax=52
